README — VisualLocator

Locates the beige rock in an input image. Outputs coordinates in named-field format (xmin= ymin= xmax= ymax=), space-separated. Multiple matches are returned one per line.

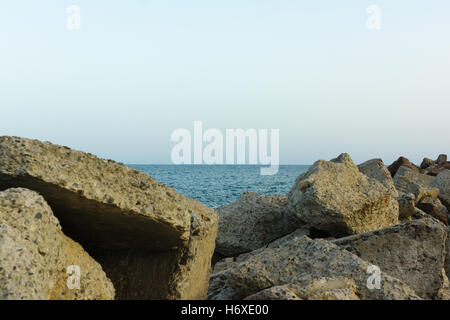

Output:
xmin=398 ymin=193 xmax=416 ymax=219
xmin=446 ymin=227 xmax=450 ymax=280
xmin=358 ymin=159 xmax=398 ymax=198
xmin=333 ymin=218 xmax=447 ymax=299
xmin=0 ymin=136 xmax=218 ymax=300
xmin=210 ymin=236 xmax=420 ymax=300
xmin=0 ymin=188 xmax=114 ymax=300
xmin=215 ymin=192 xmax=302 ymax=256
xmin=288 ymin=153 xmax=399 ymax=237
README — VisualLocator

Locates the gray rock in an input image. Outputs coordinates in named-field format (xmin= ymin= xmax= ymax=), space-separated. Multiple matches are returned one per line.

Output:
xmin=431 ymin=170 xmax=450 ymax=211
xmin=446 ymin=227 xmax=450 ymax=281
xmin=212 ymin=236 xmax=420 ymax=300
xmin=358 ymin=159 xmax=398 ymax=198
xmin=215 ymin=192 xmax=303 ymax=256
xmin=288 ymin=153 xmax=399 ymax=237
xmin=421 ymin=158 xmax=436 ymax=170
xmin=244 ymin=285 xmax=303 ymax=300
xmin=0 ymin=136 xmax=218 ymax=300
xmin=436 ymin=154 xmax=448 ymax=165
xmin=333 ymin=218 xmax=447 ymax=299
xmin=393 ymin=165 xmax=438 ymax=203
xmin=0 ymin=188 xmax=115 ymax=300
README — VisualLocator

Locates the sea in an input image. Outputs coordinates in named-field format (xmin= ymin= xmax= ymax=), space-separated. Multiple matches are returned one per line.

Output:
xmin=129 ymin=165 xmax=309 ymax=208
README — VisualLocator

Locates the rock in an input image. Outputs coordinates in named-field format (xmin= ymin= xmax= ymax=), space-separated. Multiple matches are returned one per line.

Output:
xmin=431 ymin=170 xmax=450 ymax=211
xmin=421 ymin=158 xmax=435 ymax=170
xmin=445 ymin=227 xmax=450 ymax=279
xmin=244 ymin=285 xmax=302 ymax=300
xmin=288 ymin=153 xmax=399 ymax=237
xmin=333 ymin=218 xmax=447 ymax=299
xmin=0 ymin=188 xmax=114 ymax=300
xmin=358 ymin=159 xmax=398 ymax=198
xmin=436 ymin=154 xmax=448 ymax=165
xmin=393 ymin=165 xmax=438 ymax=203
xmin=211 ymin=236 xmax=420 ymax=300
xmin=207 ymin=270 xmax=240 ymax=300
xmin=423 ymin=162 xmax=450 ymax=176
xmin=244 ymin=278 xmax=360 ymax=300
xmin=416 ymin=199 xmax=448 ymax=225
xmin=387 ymin=157 xmax=420 ymax=177
xmin=0 ymin=136 xmax=218 ymax=300
xmin=398 ymin=193 xmax=416 ymax=219
xmin=215 ymin=192 xmax=302 ymax=256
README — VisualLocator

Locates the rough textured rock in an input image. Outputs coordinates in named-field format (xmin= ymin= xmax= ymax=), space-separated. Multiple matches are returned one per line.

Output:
xmin=387 ymin=157 xmax=420 ymax=177
xmin=416 ymin=202 xmax=448 ymax=225
xmin=244 ymin=285 xmax=302 ymax=300
xmin=358 ymin=159 xmax=398 ymax=198
xmin=244 ymin=278 xmax=360 ymax=300
xmin=393 ymin=165 xmax=438 ymax=203
xmin=333 ymin=218 xmax=447 ymax=299
xmin=0 ymin=136 xmax=218 ymax=300
xmin=288 ymin=153 xmax=399 ymax=237
xmin=398 ymin=193 xmax=416 ymax=219
xmin=215 ymin=192 xmax=302 ymax=256
xmin=421 ymin=158 xmax=435 ymax=170
xmin=446 ymin=227 xmax=450 ymax=280
xmin=210 ymin=236 xmax=420 ymax=300
xmin=431 ymin=170 xmax=450 ymax=211
xmin=436 ymin=155 xmax=448 ymax=165
xmin=0 ymin=188 xmax=114 ymax=300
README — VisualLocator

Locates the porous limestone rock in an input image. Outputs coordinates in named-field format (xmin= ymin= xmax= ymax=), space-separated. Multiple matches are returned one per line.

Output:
xmin=288 ymin=153 xmax=399 ymax=237
xmin=215 ymin=192 xmax=302 ymax=256
xmin=393 ymin=165 xmax=438 ymax=203
xmin=0 ymin=188 xmax=114 ymax=300
xmin=244 ymin=285 xmax=302 ymax=300
xmin=398 ymin=193 xmax=416 ymax=219
xmin=209 ymin=236 xmax=420 ymax=300
xmin=333 ymin=218 xmax=447 ymax=299
xmin=358 ymin=158 xmax=398 ymax=198
xmin=0 ymin=136 xmax=218 ymax=300
xmin=431 ymin=170 xmax=450 ymax=211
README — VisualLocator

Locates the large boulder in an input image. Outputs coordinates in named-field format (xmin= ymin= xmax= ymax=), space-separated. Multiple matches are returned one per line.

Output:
xmin=358 ymin=159 xmax=398 ymax=198
xmin=393 ymin=165 xmax=438 ymax=203
xmin=208 ymin=236 xmax=420 ymax=300
xmin=431 ymin=170 xmax=450 ymax=211
xmin=288 ymin=153 xmax=399 ymax=237
xmin=387 ymin=157 xmax=420 ymax=177
xmin=244 ymin=278 xmax=359 ymax=300
xmin=446 ymin=227 xmax=450 ymax=280
xmin=0 ymin=188 xmax=114 ymax=300
xmin=215 ymin=192 xmax=303 ymax=256
xmin=0 ymin=136 xmax=218 ymax=300
xmin=333 ymin=218 xmax=447 ymax=299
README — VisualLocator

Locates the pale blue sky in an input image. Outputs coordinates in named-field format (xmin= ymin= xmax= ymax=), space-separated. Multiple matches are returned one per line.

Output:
xmin=1 ymin=1 xmax=449 ymax=165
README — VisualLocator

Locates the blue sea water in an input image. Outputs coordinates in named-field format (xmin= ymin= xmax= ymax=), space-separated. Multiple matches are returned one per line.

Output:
xmin=129 ymin=165 xmax=309 ymax=208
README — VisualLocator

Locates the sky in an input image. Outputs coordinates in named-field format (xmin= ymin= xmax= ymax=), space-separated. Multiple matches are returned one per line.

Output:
xmin=0 ymin=1 xmax=449 ymax=165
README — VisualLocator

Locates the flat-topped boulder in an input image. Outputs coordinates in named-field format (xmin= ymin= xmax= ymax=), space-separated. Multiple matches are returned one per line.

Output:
xmin=215 ymin=192 xmax=304 ymax=256
xmin=0 ymin=188 xmax=115 ymax=300
xmin=333 ymin=218 xmax=448 ymax=299
xmin=208 ymin=236 xmax=420 ymax=300
xmin=0 ymin=136 xmax=218 ymax=299
xmin=288 ymin=153 xmax=399 ymax=237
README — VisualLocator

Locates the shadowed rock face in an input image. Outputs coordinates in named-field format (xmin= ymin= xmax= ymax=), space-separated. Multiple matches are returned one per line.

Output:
xmin=0 ymin=188 xmax=115 ymax=300
xmin=0 ymin=136 xmax=218 ymax=300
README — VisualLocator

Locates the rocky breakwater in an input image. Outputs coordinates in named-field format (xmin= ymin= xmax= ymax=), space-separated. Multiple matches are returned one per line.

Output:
xmin=209 ymin=153 xmax=450 ymax=300
xmin=0 ymin=136 xmax=218 ymax=300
